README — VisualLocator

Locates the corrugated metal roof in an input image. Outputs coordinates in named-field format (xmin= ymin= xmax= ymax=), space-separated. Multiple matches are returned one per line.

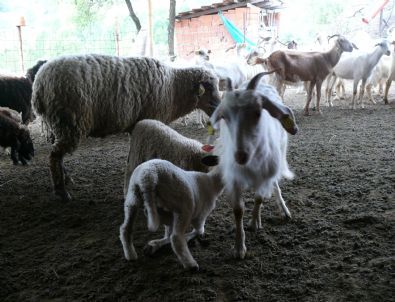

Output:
xmin=176 ymin=0 xmax=284 ymax=20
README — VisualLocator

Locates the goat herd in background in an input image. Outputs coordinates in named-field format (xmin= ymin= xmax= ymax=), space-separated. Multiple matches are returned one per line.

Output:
xmin=0 ymin=33 xmax=393 ymax=269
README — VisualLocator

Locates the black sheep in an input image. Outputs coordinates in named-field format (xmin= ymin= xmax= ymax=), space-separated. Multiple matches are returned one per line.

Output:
xmin=0 ymin=60 xmax=47 ymax=124
xmin=0 ymin=111 xmax=34 ymax=165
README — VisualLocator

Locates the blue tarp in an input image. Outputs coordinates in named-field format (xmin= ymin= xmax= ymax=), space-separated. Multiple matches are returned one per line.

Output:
xmin=218 ymin=11 xmax=257 ymax=50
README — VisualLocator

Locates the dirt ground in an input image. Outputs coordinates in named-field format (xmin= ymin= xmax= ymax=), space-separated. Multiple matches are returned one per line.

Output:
xmin=0 ymin=89 xmax=394 ymax=302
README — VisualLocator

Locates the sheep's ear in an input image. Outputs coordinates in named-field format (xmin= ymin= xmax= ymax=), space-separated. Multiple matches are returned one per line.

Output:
xmin=352 ymin=43 xmax=359 ymax=50
xmin=198 ymin=84 xmax=205 ymax=96
xmin=201 ymin=154 xmax=219 ymax=166
xmin=261 ymin=97 xmax=298 ymax=135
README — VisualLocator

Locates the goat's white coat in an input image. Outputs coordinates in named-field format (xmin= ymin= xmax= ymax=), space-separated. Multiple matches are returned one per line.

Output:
xmin=211 ymin=79 xmax=295 ymax=259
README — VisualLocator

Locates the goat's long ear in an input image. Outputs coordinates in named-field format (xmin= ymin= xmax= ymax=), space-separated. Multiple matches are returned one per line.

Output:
xmin=261 ymin=97 xmax=298 ymax=135
xmin=201 ymin=154 xmax=219 ymax=166
xmin=209 ymin=105 xmax=223 ymax=129
xmin=246 ymin=70 xmax=277 ymax=90
xmin=352 ymin=43 xmax=359 ymax=50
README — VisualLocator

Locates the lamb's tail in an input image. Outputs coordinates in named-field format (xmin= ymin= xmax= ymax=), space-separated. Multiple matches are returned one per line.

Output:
xmin=142 ymin=190 xmax=160 ymax=232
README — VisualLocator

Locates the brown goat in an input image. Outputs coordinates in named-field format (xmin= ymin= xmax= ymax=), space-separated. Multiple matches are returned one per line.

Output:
xmin=254 ymin=35 xmax=355 ymax=115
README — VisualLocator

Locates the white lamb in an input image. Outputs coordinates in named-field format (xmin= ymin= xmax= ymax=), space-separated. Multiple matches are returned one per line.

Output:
xmin=123 ymin=119 xmax=209 ymax=196
xmin=210 ymin=72 xmax=298 ymax=259
xmin=120 ymin=158 xmax=223 ymax=270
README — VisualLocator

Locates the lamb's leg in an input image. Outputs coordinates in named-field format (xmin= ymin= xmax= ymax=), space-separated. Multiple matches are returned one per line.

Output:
xmin=170 ymin=213 xmax=198 ymax=270
xmin=248 ymin=196 xmax=263 ymax=231
xmin=383 ymin=78 xmax=392 ymax=104
xmin=273 ymin=182 xmax=291 ymax=219
xmin=120 ymin=195 xmax=139 ymax=260
xmin=144 ymin=225 xmax=171 ymax=255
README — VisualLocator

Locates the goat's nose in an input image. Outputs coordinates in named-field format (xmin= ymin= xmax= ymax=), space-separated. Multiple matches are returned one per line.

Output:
xmin=235 ymin=151 xmax=248 ymax=165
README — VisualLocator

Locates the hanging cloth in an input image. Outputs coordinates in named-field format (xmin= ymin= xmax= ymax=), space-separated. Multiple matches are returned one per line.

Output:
xmin=218 ymin=10 xmax=257 ymax=50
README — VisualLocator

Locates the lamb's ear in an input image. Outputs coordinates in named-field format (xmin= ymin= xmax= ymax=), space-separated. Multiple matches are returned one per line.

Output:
xmin=261 ymin=97 xmax=298 ymax=135
xmin=201 ymin=154 xmax=219 ymax=166
xmin=198 ymin=84 xmax=205 ymax=96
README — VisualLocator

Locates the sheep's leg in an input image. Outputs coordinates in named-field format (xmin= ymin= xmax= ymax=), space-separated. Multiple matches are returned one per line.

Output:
xmin=49 ymin=141 xmax=74 ymax=202
xmin=230 ymin=186 xmax=246 ymax=259
xmin=18 ymin=151 xmax=28 ymax=165
xmin=119 ymin=199 xmax=139 ymax=261
xmin=248 ymin=196 xmax=263 ymax=231
xmin=303 ymin=80 xmax=316 ymax=115
xmin=170 ymin=213 xmax=198 ymax=270
xmin=273 ymin=182 xmax=291 ymax=219
xmin=325 ymin=75 xmax=335 ymax=106
xmin=383 ymin=78 xmax=392 ymax=104
xmin=340 ymin=80 xmax=345 ymax=99
xmin=10 ymin=145 xmax=19 ymax=165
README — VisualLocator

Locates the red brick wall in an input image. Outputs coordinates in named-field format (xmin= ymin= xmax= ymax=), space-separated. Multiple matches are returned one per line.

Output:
xmin=175 ymin=6 xmax=263 ymax=60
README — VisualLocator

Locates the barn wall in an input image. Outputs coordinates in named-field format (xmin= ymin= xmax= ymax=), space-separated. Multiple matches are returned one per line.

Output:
xmin=175 ymin=6 xmax=262 ymax=60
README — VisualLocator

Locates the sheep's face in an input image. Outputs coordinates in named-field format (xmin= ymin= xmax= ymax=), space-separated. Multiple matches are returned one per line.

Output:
xmin=377 ymin=40 xmax=391 ymax=56
xmin=19 ymin=130 xmax=34 ymax=161
xmin=197 ymin=77 xmax=221 ymax=117
xmin=246 ymin=50 xmax=260 ymax=65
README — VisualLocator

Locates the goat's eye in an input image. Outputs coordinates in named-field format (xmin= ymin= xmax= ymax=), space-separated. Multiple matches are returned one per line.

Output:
xmin=255 ymin=110 xmax=261 ymax=119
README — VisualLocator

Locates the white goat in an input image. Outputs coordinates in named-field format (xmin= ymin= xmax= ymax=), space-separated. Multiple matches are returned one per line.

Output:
xmin=383 ymin=41 xmax=395 ymax=104
xmin=210 ymin=72 xmax=298 ymax=259
xmin=326 ymin=40 xmax=391 ymax=109
xmin=366 ymin=54 xmax=392 ymax=104
xmin=120 ymin=158 xmax=223 ymax=270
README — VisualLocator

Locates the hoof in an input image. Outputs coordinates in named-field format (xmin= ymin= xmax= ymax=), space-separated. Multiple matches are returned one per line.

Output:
xmin=196 ymin=235 xmax=210 ymax=247
xmin=52 ymin=190 xmax=72 ymax=202
xmin=234 ymin=247 xmax=247 ymax=259
xmin=303 ymin=111 xmax=311 ymax=116
xmin=246 ymin=219 xmax=262 ymax=232
xmin=143 ymin=243 xmax=156 ymax=256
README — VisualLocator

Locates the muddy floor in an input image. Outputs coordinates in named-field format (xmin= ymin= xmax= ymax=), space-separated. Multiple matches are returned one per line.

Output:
xmin=0 ymin=90 xmax=394 ymax=302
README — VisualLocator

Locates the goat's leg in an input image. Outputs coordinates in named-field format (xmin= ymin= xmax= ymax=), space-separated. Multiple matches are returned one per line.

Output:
xmin=366 ymin=84 xmax=376 ymax=105
xmin=383 ymin=78 xmax=392 ymax=104
xmin=119 ymin=197 xmax=139 ymax=260
xmin=303 ymin=80 xmax=316 ymax=115
xmin=273 ymin=182 xmax=291 ymax=219
xmin=359 ymin=79 xmax=367 ymax=108
xmin=315 ymin=80 xmax=323 ymax=114
xmin=351 ymin=80 xmax=358 ymax=109
xmin=248 ymin=195 xmax=263 ymax=231
xmin=325 ymin=74 xmax=336 ymax=106
xmin=10 ymin=144 xmax=20 ymax=165
xmin=230 ymin=187 xmax=246 ymax=259
xmin=170 ymin=213 xmax=198 ymax=270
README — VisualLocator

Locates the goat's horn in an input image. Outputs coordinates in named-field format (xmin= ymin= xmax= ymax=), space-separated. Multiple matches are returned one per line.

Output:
xmin=247 ymin=70 xmax=278 ymax=90
xmin=327 ymin=34 xmax=340 ymax=42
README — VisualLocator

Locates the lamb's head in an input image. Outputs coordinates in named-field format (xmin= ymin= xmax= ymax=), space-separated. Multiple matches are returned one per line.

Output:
xmin=196 ymin=70 xmax=221 ymax=116
xmin=246 ymin=49 xmax=261 ymax=65
xmin=195 ymin=49 xmax=211 ymax=61
xmin=18 ymin=127 xmax=34 ymax=162
xmin=210 ymin=72 xmax=298 ymax=165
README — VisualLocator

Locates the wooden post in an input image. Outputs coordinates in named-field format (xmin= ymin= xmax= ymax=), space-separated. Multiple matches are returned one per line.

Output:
xmin=115 ymin=18 xmax=120 ymax=56
xmin=147 ymin=0 xmax=153 ymax=57
xmin=16 ymin=16 xmax=26 ymax=73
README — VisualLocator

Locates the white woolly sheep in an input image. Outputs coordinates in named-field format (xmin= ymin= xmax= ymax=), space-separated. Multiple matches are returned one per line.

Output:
xmin=32 ymin=54 xmax=221 ymax=202
xmin=120 ymin=158 xmax=223 ymax=270
xmin=123 ymin=119 xmax=210 ymax=196
xmin=210 ymin=72 xmax=298 ymax=259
